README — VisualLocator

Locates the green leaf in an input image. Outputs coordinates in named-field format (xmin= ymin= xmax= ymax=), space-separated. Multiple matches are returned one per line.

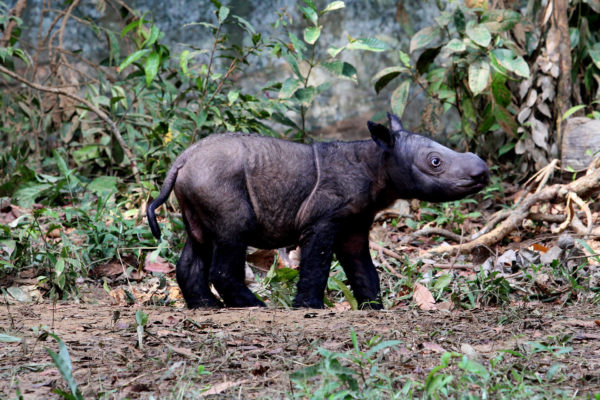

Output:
xmin=327 ymin=45 xmax=345 ymax=58
xmin=218 ymin=6 xmax=230 ymax=24
xmin=0 ymin=333 xmax=22 ymax=342
xmin=443 ymin=38 xmax=466 ymax=54
xmin=283 ymin=52 xmax=303 ymax=79
xmin=491 ymin=76 xmax=511 ymax=107
xmin=588 ymin=43 xmax=600 ymax=69
xmin=372 ymin=66 xmax=409 ymax=94
xmin=561 ymin=104 xmax=586 ymax=121
xmin=300 ymin=6 xmax=318 ymax=26
xmin=288 ymin=32 xmax=306 ymax=59
xmin=434 ymin=274 xmax=453 ymax=291
xmin=391 ymin=80 xmax=411 ymax=117
xmin=491 ymin=49 xmax=529 ymax=78
xmin=143 ymin=24 xmax=161 ymax=47
xmin=180 ymin=50 xmax=191 ymax=76
xmin=135 ymin=309 xmax=148 ymax=326
xmin=88 ymin=176 xmax=118 ymax=195
xmin=279 ymin=78 xmax=303 ymax=99
xmin=14 ymin=182 xmax=52 ymax=207
xmin=303 ymin=26 xmax=322 ymax=45
xmin=468 ymin=60 xmax=490 ymax=96
xmin=46 ymin=334 xmax=84 ymax=400
xmin=144 ymin=52 xmax=160 ymax=86
xmin=346 ymin=37 xmax=387 ymax=52
xmin=321 ymin=60 xmax=358 ymax=82
xmin=118 ymin=49 xmax=149 ymax=71
xmin=466 ymin=21 xmax=491 ymax=47
xmin=494 ymin=105 xmax=518 ymax=135
xmin=321 ymin=1 xmax=345 ymax=14
xmin=410 ymin=25 xmax=441 ymax=53
xmin=399 ymin=50 xmax=411 ymax=67
xmin=330 ymin=276 xmax=358 ymax=310
xmin=294 ymin=86 xmax=317 ymax=107
xmin=227 ymin=90 xmax=239 ymax=104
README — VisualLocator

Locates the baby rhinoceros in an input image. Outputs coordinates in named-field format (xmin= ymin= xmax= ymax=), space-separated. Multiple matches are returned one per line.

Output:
xmin=147 ymin=113 xmax=489 ymax=309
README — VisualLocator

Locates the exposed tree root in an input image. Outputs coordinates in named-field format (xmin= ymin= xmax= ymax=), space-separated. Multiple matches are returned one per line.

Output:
xmin=428 ymin=160 xmax=600 ymax=255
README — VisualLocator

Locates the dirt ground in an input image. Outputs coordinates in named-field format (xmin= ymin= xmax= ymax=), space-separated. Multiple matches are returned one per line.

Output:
xmin=1 ymin=299 xmax=600 ymax=399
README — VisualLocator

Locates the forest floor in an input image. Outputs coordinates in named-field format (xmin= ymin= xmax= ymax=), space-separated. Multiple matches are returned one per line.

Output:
xmin=2 ymin=184 xmax=600 ymax=398
xmin=1 ymin=284 xmax=600 ymax=398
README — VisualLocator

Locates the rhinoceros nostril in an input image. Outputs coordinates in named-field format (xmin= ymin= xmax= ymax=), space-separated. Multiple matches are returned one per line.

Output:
xmin=470 ymin=162 xmax=490 ymax=184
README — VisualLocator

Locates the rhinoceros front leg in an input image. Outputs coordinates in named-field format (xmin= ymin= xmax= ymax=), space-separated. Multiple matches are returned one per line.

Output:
xmin=335 ymin=229 xmax=383 ymax=310
xmin=176 ymin=237 xmax=222 ymax=308
xmin=293 ymin=222 xmax=337 ymax=309
xmin=209 ymin=240 xmax=266 ymax=307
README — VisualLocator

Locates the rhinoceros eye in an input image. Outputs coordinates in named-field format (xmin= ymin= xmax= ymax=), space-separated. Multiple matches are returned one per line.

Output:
xmin=430 ymin=157 xmax=441 ymax=168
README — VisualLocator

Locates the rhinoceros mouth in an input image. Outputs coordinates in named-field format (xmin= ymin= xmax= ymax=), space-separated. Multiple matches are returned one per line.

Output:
xmin=457 ymin=181 xmax=485 ymax=192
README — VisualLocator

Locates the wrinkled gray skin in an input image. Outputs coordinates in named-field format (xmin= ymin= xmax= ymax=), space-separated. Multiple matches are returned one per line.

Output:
xmin=147 ymin=113 xmax=489 ymax=309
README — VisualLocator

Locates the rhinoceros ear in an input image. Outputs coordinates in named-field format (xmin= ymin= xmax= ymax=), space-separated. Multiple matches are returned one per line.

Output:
xmin=387 ymin=112 xmax=404 ymax=132
xmin=368 ymin=121 xmax=395 ymax=150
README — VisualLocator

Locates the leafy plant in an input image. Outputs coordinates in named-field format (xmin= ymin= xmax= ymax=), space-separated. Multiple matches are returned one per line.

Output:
xmin=373 ymin=3 xmax=527 ymax=155
xmin=274 ymin=0 xmax=387 ymax=141
xmin=46 ymin=333 xmax=84 ymax=400
xmin=290 ymin=329 xmax=404 ymax=399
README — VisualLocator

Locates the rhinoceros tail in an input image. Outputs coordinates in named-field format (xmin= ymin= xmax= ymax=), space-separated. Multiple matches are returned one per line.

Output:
xmin=147 ymin=157 xmax=186 ymax=239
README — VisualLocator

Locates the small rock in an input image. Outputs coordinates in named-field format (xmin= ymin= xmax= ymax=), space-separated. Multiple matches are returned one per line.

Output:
xmin=540 ymin=246 xmax=563 ymax=265
xmin=557 ymin=233 xmax=575 ymax=250
xmin=460 ymin=343 xmax=481 ymax=362
xmin=496 ymin=249 xmax=517 ymax=273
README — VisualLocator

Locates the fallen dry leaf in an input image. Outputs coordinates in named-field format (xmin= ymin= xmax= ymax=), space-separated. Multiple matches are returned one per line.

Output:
xmin=421 ymin=342 xmax=446 ymax=353
xmin=202 ymin=380 xmax=249 ymax=396
xmin=144 ymin=255 xmax=175 ymax=273
xmin=413 ymin=283 xmax=436 ymax=310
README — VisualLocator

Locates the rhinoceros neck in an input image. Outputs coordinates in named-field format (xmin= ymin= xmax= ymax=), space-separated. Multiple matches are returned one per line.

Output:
xmin=316 ymin=139 xmax=399 ymax=215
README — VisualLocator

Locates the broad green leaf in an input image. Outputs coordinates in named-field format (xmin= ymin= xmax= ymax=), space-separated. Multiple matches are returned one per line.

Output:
xmin=494 ymin=105 xmax=518 ymax=135
xmin=391 ymin=80 xmax=411 ymax=117
xmin=304 ymin=26 xmax=322 ymax=45
xmin=589 ymin=43 xmax=600 ymax=69
xmin=14 ymin=182 xmax=52 ymax=207
xmin=294 ymin=86 xmax=317 ymax=106
xmin=459 ymin=357 xmax=490 ymax=379
xmin=300 ymin=6 xmax=318 ymax=26
xmin=279 ymin=78 xmax=303 ymax=99
xmin=435 ymin=11 xmax=453 ymax=27
xmin=218 ymin=6 xmax=230 ymax=24
xmin=468 ymin=60 xmax=490 ymax=96
xmin=227 ymin=90 xmax=239 ymax=104
xmin=346 ymin=37 xmax=387 ymax=52
xmin=121 ymin=17 xmax=143 ymax=38
xmin=143 ymin=24 xmax=161 ymax=47
xmin=88 ymin=176 xmax=118 ymax=195
xmin=144 ymin=52 xmax=160 ymax=85
xmin=410 ymin=25 xmax=441 ymax=53
xmin=443 ymin=38 xmax=466 ymax=54
xmin=321 ymin=60 xmax=358 ymax=82
xmin=434 ymin=274 xmax=453 ymax=291
xmin=491 ymin=77 xmax=511 ymax=107
xmin=232 ymin=16 xmax=256 ymax=34
xmin=283 ymin=52 xmax=303 ymax=79
xmin=491 ymin=49 xmax=529 ymax=78
xmin=466 ymin=21 xmax=491 ymax=47
xmin=322 ymin=1 xmax=345 ymax=14
xmin=118 ymin=49 xmax=149 ymax=71
xmin=372 ymin=66 xmax=408 ymax=94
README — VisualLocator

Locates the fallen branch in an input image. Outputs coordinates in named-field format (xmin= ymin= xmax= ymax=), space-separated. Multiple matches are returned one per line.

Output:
xmin=428 ymin=166 xmax=600 ymax=255
xmin=400 ymin=227 xmax=463 ymax=244
xmin=369 ymin=241 xmax=404 ymax=262
xmin=0 ymin=64 xmax=141 ymax=183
